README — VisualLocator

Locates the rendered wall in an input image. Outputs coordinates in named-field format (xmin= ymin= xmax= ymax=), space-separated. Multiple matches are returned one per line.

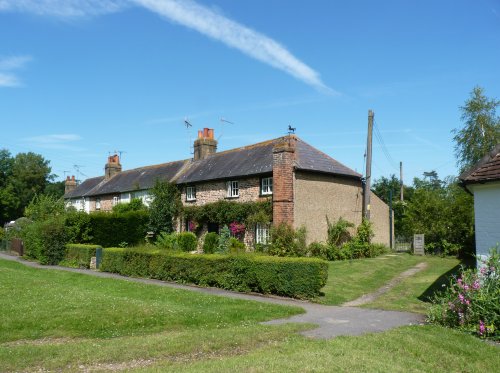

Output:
xmin=470 ymin=182 xmax=500 ymax=263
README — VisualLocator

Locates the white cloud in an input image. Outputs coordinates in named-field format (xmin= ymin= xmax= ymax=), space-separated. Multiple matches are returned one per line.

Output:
xmin=0 ymin=55 xmax=32 ymax=87
xmin=0 ymin=55 xmax=32 ymax=70
xmin=0 ymin=72 xmax=20 ymax=87
xmin=0 ymin=0 xmax=334 ymax=93
xmin=0 ymin=0 xmax=127 ymax=17
xmin=23 ymin=134 xmax=84 ymax=150
xmin=134 ymin=0 xmax=334 ymax=93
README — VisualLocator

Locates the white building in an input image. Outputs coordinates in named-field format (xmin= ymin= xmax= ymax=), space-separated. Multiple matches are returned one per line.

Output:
xmin=460 ymin=144 xmax=500 ymax=266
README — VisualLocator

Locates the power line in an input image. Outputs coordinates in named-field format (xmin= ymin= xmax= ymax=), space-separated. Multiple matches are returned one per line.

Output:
xmin=373 ymin=120 xmax=399 ymax=171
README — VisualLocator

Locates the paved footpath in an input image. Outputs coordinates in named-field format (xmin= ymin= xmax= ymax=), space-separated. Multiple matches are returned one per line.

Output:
xmin=0 ymin=253 xmax=424 ymax=339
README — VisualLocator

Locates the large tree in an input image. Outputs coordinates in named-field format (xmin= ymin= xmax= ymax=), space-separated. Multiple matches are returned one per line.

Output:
xmin=453 ymin=86 xmax=500 ymax=172
xmin=0 ymin=150 xmax=54 ymax=224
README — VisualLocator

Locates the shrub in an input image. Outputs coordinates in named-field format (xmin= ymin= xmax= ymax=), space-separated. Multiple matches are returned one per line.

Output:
xmin=177 ymin=232 xmax=197 ymax=252
xmin=86 ymin=210 xmax=149 ymax=247
xmin=308 ymin=241 xmax=329 ymax=260
xmin=22 ymin=216 xmax=67 ymax=265
xmin=269 ymin=223 xmax=308 ymax=257
xmin=155 ymin=232 xmax=178 ymax=250
xmin=326 ymin=216 xmax=354 ymax=247
xmin=202 ymin=232 xmax=219 ymax=254
xmin=65 ymin=210 xmax=92 ymax=243
xmin=100 ymin=248 xmax=328 ymax=299
xmin=228 ymin=237 xmax=246 ymax=254
xmin=61 ymin=244 xmax=101 ymax=268
xmin=355 ymin=219 xmax=374 ymax=244
xmin=148 ymin=180 xmax=182 ymax=236
xmin=426 ymin=239 xmax=462 ymax=257
xmin=24 ymin=194 xmax=65 ymax=221
xmin=112 ymin=198 xmax=147 ymax=213
xmin=218 ymin=225 xmax=231 ymax=254
xmin=427 ymin=248 xmax=500 ymax=340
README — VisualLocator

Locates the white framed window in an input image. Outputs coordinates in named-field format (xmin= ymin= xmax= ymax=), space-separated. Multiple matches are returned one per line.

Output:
xmin=226 ymin=180 xmax=239 ymax=198
xmin=95 ymin=197 xmax=101 ymax=210
xmin=186 ymin=186 xmax=196 ymax=201
xmin=113 ymin=195 xmax=120 ymax=206
xmin=261 ymin=177 xmax=273 ymax=195
xmin=255 ymin=223 xmax=270 ymax=244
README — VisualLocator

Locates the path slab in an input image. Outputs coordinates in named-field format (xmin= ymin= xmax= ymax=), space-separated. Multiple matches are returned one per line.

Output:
xmin=0 ymin=253 xmax=425 ymax=339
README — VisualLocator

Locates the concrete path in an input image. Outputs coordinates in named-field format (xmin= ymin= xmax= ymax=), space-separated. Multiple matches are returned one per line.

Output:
xmin=0 ymin=253 xmax=424 ymax=339
xmin=342 ymin=262 xmax=428 ymax=307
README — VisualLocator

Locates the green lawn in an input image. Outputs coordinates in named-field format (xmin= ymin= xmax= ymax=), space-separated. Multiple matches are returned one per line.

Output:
xmin=363 ymin=255 xmax=461 ymax=313
xmin=1 ymin=257 xmax=498 ymax=372
xmin=316 ymin=253 xmax=461 ymax=313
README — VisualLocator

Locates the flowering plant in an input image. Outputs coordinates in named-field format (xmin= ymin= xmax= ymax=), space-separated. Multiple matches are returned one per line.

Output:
xmin=229 ymin=221 xmax=245 ymax=238
xmin=427 ymin=247 xmax=499 ymax=340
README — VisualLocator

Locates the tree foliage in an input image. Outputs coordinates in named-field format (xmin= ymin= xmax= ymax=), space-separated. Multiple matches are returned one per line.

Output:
xmin=0 ymin=149 xmax=54 ymax=224
xmin=148 ymin=180 xmax=182 ymax=236
xmin=453 ymin=86 xmax=500 ymax=172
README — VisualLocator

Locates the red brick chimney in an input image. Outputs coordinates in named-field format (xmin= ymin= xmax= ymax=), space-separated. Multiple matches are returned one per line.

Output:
xmin=65 ymin=175 xmax=77 ymax=194
xmin=272 ymin=135 xmax=297 ymax=226
xmin=105 ymin=154 xmax=122 ymax=179
xmin=193 ymin=128 xmax=217 ymax=160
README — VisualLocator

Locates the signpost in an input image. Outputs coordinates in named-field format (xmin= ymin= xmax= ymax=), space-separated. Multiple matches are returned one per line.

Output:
xmin=413 ymin=234 xmax=425 ymax=255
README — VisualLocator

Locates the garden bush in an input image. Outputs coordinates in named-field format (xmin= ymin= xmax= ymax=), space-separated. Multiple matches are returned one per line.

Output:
xmin=61 ymin=244 xmax=101 ymax=268
xmin=326 ymin=216 xmax=354 ymax=247
xmin=22 ymin=216 xmax=67 ymax=265
xmin=112 ymin=198 xmax=147 ymax=213
xmin=85 ymin=210 xmax=149 ymax=247
xmin=100 ymin=248 xmax=328 ymax=299
xmin=308 ymin=241 xmax=329 ymax=260
xmin=177 ymin=232 xmax=197 ymax=252
xmin=202 ymin=232 xmax=219 ymax=254
xmin=155 ymin=232 xmax=178 ymax=250
xmin=217 ymin=225 xmax=231 ymax=254
xmin=427 ymin=248 xmax=500 ymax=341
xmin=228 ymin=237 xmax=246 ymax=254
xmin=268 ymin=223 xmax=307 ymax=257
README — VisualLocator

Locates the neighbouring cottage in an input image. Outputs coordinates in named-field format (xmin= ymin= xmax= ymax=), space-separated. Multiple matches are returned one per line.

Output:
xmin=459 ymin=144 xmax=500 ymax=265
xmin=64 ymin=128 xmax=391 ymax=246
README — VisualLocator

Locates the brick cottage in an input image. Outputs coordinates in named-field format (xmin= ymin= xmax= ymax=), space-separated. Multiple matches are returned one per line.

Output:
xmin=64 ymin=128 xmax=392 ymax=246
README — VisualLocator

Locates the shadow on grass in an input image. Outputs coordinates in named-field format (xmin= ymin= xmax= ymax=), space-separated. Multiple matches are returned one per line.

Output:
xmin=417 ymin=257 xmax=474 ymax=303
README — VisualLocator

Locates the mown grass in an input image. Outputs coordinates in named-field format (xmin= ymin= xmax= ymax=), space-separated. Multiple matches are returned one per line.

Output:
xmin=316 ymin=253 xmax=424 ymax=305
xmin=141 ymin=325 xmax=500 ymax=372
xmin=364 ymin=255 xmax=461 ymax=313
xmin=1 ymin=256 xmax=497 ymax=372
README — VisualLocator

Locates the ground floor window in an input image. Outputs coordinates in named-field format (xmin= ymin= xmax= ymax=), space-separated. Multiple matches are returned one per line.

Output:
xmin=255 ymin=223 xmax=270 ymax=244
xmin=95 ymin=197 xmax=101 ymax=210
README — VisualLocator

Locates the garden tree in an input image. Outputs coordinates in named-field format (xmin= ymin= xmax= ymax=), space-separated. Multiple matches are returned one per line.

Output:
xmin=0 ymin=150 xmax=54 ymax=224
xmin=148 ymin=180 xmax=182 ymax=235
xmin=44 ymin=181 xmax=65 ymax=198
xmin=372 ymin=175 xmax=414 ymax=239
xmin=453 ymin=86 xmax=500 ymax=172
xmin=402 ymin=174 xmax=474 ymax=256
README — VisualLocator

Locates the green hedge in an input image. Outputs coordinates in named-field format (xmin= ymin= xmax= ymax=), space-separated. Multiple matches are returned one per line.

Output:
xmin=66 ymin=210 xmax=149 ymax=248
xmin=61 ymin=244 xmax=102 ymax=268
xmin=101 ymin=248 xmax=328 ymax=299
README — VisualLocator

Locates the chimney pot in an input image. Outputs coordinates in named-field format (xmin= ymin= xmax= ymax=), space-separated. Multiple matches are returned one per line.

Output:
xmin=71 ymin=175 xmax=75 ymax=181
xmin=193 ymin=128 xmax=217 ymax=160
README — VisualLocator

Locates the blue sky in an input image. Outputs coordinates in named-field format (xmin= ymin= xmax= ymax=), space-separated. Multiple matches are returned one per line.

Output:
xmin=1 ymin=0 xmax=499 ymax=185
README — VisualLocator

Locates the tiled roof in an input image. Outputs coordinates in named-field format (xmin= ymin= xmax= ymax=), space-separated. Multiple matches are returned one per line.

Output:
xmin=64 ymin=176 xmax=104 ymax=199
xmin=65 ymin=136 xmax=361 ymax=198
xmin=459 ymin=144 xmax=500 ymax=184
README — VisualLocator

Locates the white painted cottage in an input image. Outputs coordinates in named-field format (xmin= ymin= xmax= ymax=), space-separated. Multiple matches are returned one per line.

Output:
xmin=460 ymin=144 xmax=500 ymax=265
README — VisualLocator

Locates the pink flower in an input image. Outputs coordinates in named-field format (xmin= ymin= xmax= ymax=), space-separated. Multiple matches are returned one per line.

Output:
xmin=458 ymin=293 xmax=465 ymax=303
xmin=463 ymin=284 xmax=470 ymax=291
xmin=479 ymin=320 xmax=486 ymax=336
xmin=472 ymin=280 xmax=480 ymax=290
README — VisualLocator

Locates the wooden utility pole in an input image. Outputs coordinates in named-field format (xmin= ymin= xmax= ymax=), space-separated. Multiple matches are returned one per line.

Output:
xmin=363 ymin=110 xmax=374 ymax=220
xmin=400 ymin=161 xmax=404 ymax=201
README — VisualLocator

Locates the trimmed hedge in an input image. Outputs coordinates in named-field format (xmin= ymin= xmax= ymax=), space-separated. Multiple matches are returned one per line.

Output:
xmin=101 ymin=248 xmax=328 ymax=299
xmin=62 ymin=244 xmax=102 ymax=268
xmin=84 ymin=211 xmax=149 ymax=247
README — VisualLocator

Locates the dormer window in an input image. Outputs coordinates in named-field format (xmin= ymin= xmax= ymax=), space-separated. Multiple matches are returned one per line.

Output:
xmin=261 ymin=177 xmax=273 ymax=195
xmin=186 ymin=186 xmax=196 ymax=201
xmin=226 ymin=181 xmax=239 ymax=198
